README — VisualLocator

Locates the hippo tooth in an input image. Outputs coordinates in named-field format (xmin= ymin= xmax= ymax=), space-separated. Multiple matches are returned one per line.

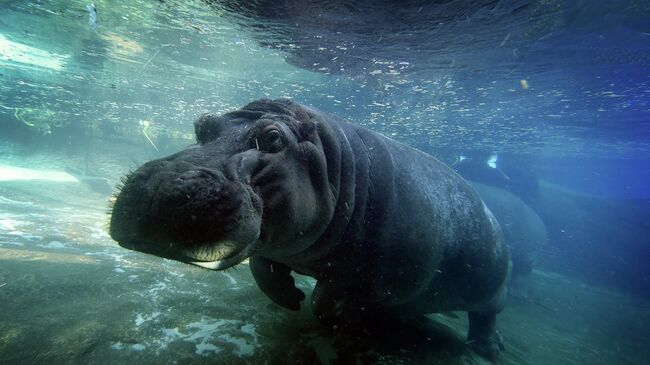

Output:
xmin=190 ymin=260 xmax=223 ymax=270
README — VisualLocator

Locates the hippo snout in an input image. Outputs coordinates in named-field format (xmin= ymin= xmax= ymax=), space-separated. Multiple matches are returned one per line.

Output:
xmin=110 ymin=155 xmax=263 ymax=269
xmin=153 ymin=169 xmax=242 ymax=241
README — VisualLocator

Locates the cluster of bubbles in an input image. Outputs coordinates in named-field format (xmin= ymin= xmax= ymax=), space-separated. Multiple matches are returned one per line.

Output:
xmin=0 ymin=0 xmax=648 ymax=158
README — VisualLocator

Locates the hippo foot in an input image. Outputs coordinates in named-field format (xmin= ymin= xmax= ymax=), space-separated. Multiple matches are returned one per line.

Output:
xmin=467 ymin=330 xmax=504 ymax=361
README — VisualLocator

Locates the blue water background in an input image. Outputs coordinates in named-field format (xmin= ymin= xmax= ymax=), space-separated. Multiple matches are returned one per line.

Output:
xmin=0 ymin=0 xmax=649 ymax=300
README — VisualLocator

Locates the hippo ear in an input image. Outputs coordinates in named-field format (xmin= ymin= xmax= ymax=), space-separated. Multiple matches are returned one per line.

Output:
xmin=194 ymin=113 xmax=224 ymax=144
xmin=298 ymin=120 xmax=319 ymax=144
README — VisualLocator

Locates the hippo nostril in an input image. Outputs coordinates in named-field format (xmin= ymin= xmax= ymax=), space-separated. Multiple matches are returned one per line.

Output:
xmin=174 ymin=169 xmax=226 ymax=190
xmin=180 ymin=167 xmax=227 ymax=181
xmin=179 ymin=169 xmax=208 ymax=181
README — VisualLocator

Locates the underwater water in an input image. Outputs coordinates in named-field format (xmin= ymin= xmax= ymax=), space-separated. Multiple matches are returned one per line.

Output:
xmin=0 ymin=0 xmax=649 ymax=364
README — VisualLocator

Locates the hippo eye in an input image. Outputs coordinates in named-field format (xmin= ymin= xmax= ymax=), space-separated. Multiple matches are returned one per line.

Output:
xmin=260 ymin=128 xmax=284 ymax=152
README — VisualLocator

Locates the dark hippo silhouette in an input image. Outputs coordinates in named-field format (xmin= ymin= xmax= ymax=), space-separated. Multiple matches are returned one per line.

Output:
xmin=471 ymin=182 xmax=547 ymax=277
xmin=110 ymin=98 xmax=509 ymax=359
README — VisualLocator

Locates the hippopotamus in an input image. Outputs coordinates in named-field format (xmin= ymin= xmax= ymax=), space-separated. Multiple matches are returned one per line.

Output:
xmin=110 ymin=98 xmax=509 ymax=359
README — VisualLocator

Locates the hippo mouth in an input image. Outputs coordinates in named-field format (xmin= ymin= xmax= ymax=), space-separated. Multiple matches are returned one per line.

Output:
xmin=185 ymin=239 xmax=260 ymax=270
xmin=189 ymin=246 xmax=253 ymax=270
xmin=118 ymin=239 xmax=259 ymax=270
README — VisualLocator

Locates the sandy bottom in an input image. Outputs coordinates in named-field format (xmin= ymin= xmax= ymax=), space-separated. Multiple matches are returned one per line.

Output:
xmin=0 ymin=162 xmax=648 ymax=365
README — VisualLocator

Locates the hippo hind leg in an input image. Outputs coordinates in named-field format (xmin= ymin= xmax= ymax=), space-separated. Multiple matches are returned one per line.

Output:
xmin=467 ymin=310 xmax=504 ymax=360
xmin=311 ymin=279 xmax=357 ymax=327
xmin=466 ymin=283 xmax=507 ymax=360
xmin=311 ymin=279 xmax=382 ymax=328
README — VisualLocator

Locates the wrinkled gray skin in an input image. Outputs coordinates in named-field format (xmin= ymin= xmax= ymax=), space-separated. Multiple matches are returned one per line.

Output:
xmin=110 ymin=98 xmax=509 ymax=360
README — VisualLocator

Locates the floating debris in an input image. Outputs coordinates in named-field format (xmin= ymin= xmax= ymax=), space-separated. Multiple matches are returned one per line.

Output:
xmin=140 ymin=120 xmax=159 ymax=151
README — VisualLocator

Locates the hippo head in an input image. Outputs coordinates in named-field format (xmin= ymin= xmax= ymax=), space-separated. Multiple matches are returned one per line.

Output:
xmin=110 ymin=99 xmax=337 ymax=270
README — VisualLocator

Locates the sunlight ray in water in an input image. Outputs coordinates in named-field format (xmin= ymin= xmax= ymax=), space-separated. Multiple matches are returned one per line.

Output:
xmin=0 ymin=247 xmax=99 ymax=265
xmin=0 ymin=34 xmax=69 ymax=71
xmin=0 ymin=165 xmax=79 ymax=182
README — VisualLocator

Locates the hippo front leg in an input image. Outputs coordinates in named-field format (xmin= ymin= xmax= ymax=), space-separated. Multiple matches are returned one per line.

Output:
xmin=249 ymin=256 xmax=305 ymax=310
